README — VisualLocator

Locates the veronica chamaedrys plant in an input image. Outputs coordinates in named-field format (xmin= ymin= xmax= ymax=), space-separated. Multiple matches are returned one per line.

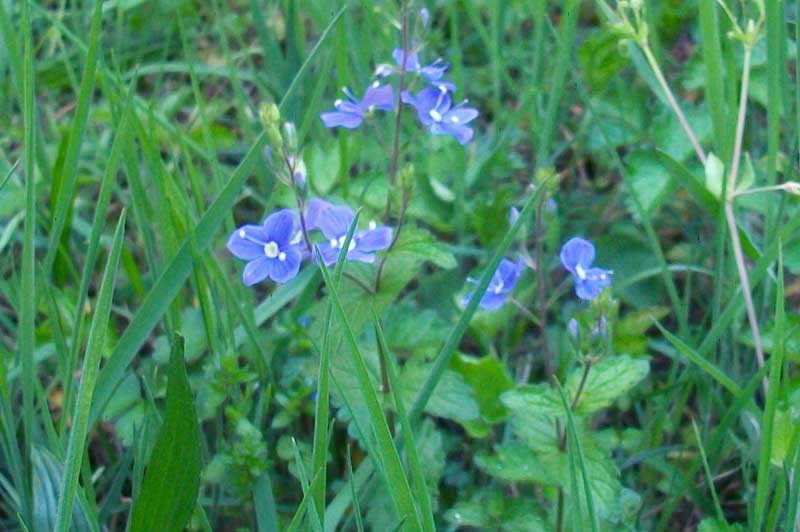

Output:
xmin=560 ymin=236 xmax=612 ymax=300
xmin=305 ymin=198 xmax=392 ymax=266
xmin=401 ymin=87 xmax=479 ymax=145
xmin=320 ymin=82 xmax=395 ymax=129
xmin=379 ymin=47 xmax=454 ymax=91
xmin=226 ymin=210 xmax=305 ymax=285
xmin=463 ymin=258 xmax=525 ymax=311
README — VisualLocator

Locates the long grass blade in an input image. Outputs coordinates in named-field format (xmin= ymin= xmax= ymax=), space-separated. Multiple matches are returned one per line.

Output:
xmin=54 ymin=212 xmax=127 ymax=532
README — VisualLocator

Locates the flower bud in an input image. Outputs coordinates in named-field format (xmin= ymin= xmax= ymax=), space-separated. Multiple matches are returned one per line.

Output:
xmin=259 ymin=102 xmax=281 ymax=128
xmin=283 ymin=122 xmax=298 ymax=152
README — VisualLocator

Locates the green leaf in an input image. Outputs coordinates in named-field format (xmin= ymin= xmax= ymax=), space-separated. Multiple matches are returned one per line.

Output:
xmin=501 ymin=384 xmax=563 ymax=418
xmin=570 ymin=356 xmax=650 ymax=415
xmin=129 ymin=335 xmax=202 ymax=532
xmin=451 ymin=354 xmax=514 ymax=436
xmin=696 ymin=518 xmax=747 ymax=532
xmin=475 ymin=440 xmax=553 ymax=484
xmin=625 ymin=150 xmax=675 ymax=214
xmin=391 ymin=225 xmax=457 ymax=270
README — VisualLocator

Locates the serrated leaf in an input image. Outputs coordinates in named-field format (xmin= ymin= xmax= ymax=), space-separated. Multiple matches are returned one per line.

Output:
xmin=129 ymin=335 xmax=202 ymax=532
xmin=452 ymin=354 xmax=514 ymax=434
xmin=391 ymin=225 xmax=457 ymax=269
xmin=569 ymin=356 xmax=650 ymax=415
xmin=501 ymin=384 xmax=563 ymax=417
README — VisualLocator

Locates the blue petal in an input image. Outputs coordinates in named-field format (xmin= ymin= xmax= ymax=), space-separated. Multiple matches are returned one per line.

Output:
xmin=479 ymin=291 xmax=507 ymax=311
xmin=361 ymin=83 xmax=395 ymax=112
xmin=227 ymin=224 xmax=267 ymax=261
xmin=560 ymin=237 xmax=595 ymax=273
xmin=242 ymin=257 xmax=272 ymax=286
xmin=574 ymin=268 xmax=612 ymax=301
xmin=355 ymin=227 xmax=392 ymax=252
xmin=312 ymin=242 xmax=341 ymax=266
xmin=306 ymin=198 xmax=356 ymax=239
xmin=268 ymin=247 xmax=302 ymax=283
xmin=321 ymin=111 xmax=364 ymax=129
xmin=263 ymin=209 xmax=297 ymax=247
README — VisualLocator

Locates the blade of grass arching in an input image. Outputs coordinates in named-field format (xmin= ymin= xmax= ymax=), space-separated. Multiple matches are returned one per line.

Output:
xmin=698 ymin=0 xmax=730 ymax=162
xmin=346 ymin=446 xmax=366 ymax=532
xmin=753 ymin=244 xmax=786 ymax=530
xmin=316 ymin=255 xmax=423 ymax=532
xmin=292 ymin=438 xmax=324 ymax=532
xmin=86 ymin=131 xmax=263 ymax=425
xmin=765 ymin=474 xmax=786 ymax=532
xmin=44 ymin=0 xmax=105 ymax=275
xmin=555 ymin=380 xmax=600 ymax=532
xmin=372 ymin=310 xmax=435 ymax=532
xmin=19 ymin=0 xmax=36 ymax=524
xmin=310 ymin=214 xmax=359 ymax=525
xmin=248 ymin=0 xmax=287 ymax=93
xmin=410 ymin=176 xmax=552 ymax=420
xmin=691 ymin=419 xmax=725 ymax=522
xmin=54 ymin=211 xmax=126 ymax=532
xmin=652 ymin=320 xmax=742 ymax=397
xmin=61 ymin=84 xmax=134 ymax=438
xmin=537 ymin=0 xmax=580 ymax=165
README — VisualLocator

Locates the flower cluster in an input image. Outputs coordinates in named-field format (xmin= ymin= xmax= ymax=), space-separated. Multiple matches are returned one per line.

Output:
xmin=227 ymin=199 xmax=392 ymax=286
xmin=321 ymin=45 xmax=479 ymax=145
xmin=464 ymin=258 xmax=525 ymax=311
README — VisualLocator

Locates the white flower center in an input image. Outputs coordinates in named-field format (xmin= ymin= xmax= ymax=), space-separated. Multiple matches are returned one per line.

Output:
xmin=494 ymin=280 xmax=504 ymax=294
xmin=367 ymin=105 xmax=375 ymax=113
xmin=263 ymin=241 xmax=279 ymax=258
xmin=368 ymin=220 xmax=377 ymax=230
xmin=238 ymin=229 xmax=246 ymax=238
xmin=575 ymin=264 xmax=587 ymax=280
xmin=372 ymin=80 xmax=380 ymax=88
xmin=278 ymin=252 xmax=286 ymax=261
xmin=429 ymin=109 xmax=442 ymax=122
xmin=451 ymin=116 xmax=460 ymax=123
xmin=334 ymin=98 xmax=343 ymax=108
xmin=290 ymin=231 xmax=303 ymax=245
xmin=335 ymin=235 xmax=356 ymax=251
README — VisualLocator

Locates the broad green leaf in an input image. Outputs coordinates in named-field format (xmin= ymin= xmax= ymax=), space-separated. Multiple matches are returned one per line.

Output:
xmin=569 ymin=356 xmax=650 ymax=415
xmin=501 ymin=384 xmax=563 ymax=418
xmin=451 ymin=354 xmax=514 ymax=437
xmin=696 ymin=518 xmax=747 ymax=532
xmin=391 ymin=225 xmax=457 ymax=270
xmin=475 ymin=440 xmax=554 ymax=484
xmin=129 ymin=335 xmax=202 ymax=532
xmin=625 ymin=150 xmax=675 ymax=215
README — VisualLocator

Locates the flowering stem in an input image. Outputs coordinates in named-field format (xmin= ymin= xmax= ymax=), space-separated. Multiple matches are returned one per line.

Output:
xmin=535 ymin=191 xmax=555 ymax=384
xmin=724 ymin=45 xmax=767 ymax=390
xmin=385 ymin=1 xmax=409 ymax=219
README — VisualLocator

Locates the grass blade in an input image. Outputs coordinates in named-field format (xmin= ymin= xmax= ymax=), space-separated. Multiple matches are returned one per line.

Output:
xmin=372 ymin=310 xmax=436 ymax=532
xmin=691 ymin=419 xmax=725 ymax=522
xmin=754 ymin=244 xmax=786 ymax=530
xmin=410 ymin=174 xmax=552 ymax=420
xmin=54 ymin=212 xmax=127 ymax=532
xmin=44 ymin=0 xmax=106 ymax=273
xmin=316 ymin=254 xmax=423 ymax=532
xmin=19 ymin=0 xmax=37 ymax=524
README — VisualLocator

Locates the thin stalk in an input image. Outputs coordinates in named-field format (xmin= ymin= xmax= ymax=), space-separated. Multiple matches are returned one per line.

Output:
xmin=385 ymin=1 xmax=409 ymax=218
xmin=723 ymin=46 xmax=766 ymax=387
xmin=535 ymin=192 xmax=554 ymax=383
xmin=640 ymin=45 xmax=707 ymax=165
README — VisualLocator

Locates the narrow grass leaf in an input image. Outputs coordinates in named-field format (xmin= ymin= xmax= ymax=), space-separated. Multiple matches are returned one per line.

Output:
xmin=316 ymin=254 xmax=423 ymax=532
xmin=54 ymin=212 xmax=126 ymax=532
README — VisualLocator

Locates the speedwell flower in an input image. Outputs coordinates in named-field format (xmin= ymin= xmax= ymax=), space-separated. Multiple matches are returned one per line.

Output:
xmin=463 ymin=258 xmax=524 ymax=311
xmin=401 ymin=87 xmax=478 ymax=145
xmin=559 ymin=237 xmax=612 ymax=301
xmin=320 ymin=82 xmax=395 ymax=129
xmin=306 ymin=198 xmax=392 ymax=266
xmin=227 ymin=209 xmax=303 ymax=285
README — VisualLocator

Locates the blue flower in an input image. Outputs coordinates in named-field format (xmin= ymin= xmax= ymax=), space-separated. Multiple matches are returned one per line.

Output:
xmin=306 ymin=198 xmax=392 ymax=266
xmin=401 ymin=87 xmax=478 ymax=145
xmin=464 ymin=258 xmax=523 ymax=311
xmin=392 ymin=48 xmax=449 ymax=83
xmin=320 ymin=82 xmax=395 ymax=129
xmin=227 ymin=209 xmax=304 ymax=285
xmin=559 ymin=237 xmax=612 ymax=301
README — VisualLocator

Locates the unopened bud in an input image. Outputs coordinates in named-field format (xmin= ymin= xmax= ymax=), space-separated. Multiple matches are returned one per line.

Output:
xmin=259 ymin=102 xmax=280 ymax=128
xmin=283 ymin=122 xmax=298 ymax=152
xmin=782 ymin=182 xmax=800 ymax=195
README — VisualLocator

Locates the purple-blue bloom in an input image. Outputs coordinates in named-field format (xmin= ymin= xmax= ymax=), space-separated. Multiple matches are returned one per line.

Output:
xmin=320 ymin=82 xmax=395 ymax=129
xmin=227 ymin=209 xmax=304 ymax=285
xmin=392 ymin=48 xmax=449 ymax=83
xmin=464 ymin=258 xmax=523 ymax=311
xmin=306 ymin=198 xmax=392 ymax=266
xmin=401 ymin=87 xmax=478 ymax=145
xmin=560 ymin=237 xmax=612 ymax=301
